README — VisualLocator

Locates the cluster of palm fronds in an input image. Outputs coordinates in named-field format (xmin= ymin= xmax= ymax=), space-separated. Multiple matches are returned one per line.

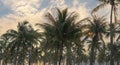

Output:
xmin=0 ymin=0 xmax=120 ymax=65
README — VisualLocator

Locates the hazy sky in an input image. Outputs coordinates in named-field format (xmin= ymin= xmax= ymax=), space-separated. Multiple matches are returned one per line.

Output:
xmin=0 ymin=0 xmax=98 ymax=16
xmin=0 ymin=0 xmax=104 ymax=34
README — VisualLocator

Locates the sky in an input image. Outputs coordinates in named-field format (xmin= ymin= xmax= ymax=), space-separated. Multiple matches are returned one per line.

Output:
xmin=0 ymin=0 xmax=104 ymax=34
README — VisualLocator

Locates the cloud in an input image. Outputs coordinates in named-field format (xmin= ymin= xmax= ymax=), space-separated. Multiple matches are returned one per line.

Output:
xmin=1 ymin=0 xmax=46 ymax=24
xmin=73 ymin=0 xmax=79 ymax=7
xmin=0 ymin=0 xmax=45 ymax=34
xmin=1 ymin=0 xmax=43 ymax=16
xmin=49 ymin=0 xmax=67 ymax=9
xmin=48 ymin=0 xmax=89 ymax=19
xmin=70 ymin=0 xmax=89 ymax=20
xmin=0 ymin=14 xmax=18 ymax=34
xmin=0 ymin=8 xmax=47 ymax=34
xmin=0 ymin=0 xmax=89 ymax=34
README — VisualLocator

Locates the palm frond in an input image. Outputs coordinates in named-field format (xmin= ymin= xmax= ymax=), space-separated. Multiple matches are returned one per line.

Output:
xmin=98 ymin=0 xmax=108 ymax=2
xmin=92 ymin=3 xmax=107 ymax=14
xmin=76 ymin=17 xmax=91 ymax=25
xmin=56 ymin=8 xmax=62 ymax=21
xmin=116 ymin=0 xmax=120 ymax=3
xmin=62 ymin=8 xmax=68 ymax=22
xmin=45 ymin=12 xmax=56 ymax=25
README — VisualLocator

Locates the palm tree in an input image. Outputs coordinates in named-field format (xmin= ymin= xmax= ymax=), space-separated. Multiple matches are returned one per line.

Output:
xmin=105 ymin=22 xmax=120 ymax=65
xmin=72 ymin=39 xmax=86 ymax=65
xmin=97 ymin=44 xmax=107 ymax=65
xmin=2 ymin=21 xmax=41 ymax=65
xmin=92 ymin=0 xmax=120 ymax=65
xmin=104 ymin=44 xmax=110 ymax=65
xmin=113 ymin=42 xmax=120 ymax=65
xmin=82 ymin=54 xmax=88 ymax=65
xmin=38 ymin=8 xmax=82 ymax=65
xmin=114 ymin=23 xmax=120 ymax=65
xmin=82 ymin=15 xmax=107 ymax=65
xmin=0 ymin=36 xmax=8 ymax=65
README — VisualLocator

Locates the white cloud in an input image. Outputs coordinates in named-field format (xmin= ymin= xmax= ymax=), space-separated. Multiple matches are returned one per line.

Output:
xmin=48 ymin=0 xmax=89 ymax=20
xmin=73 ymin=0 xmax=79 ymax=7
xmin=0 ymin=0 xmax=44 ymax=34
xmin=1 ymin=0 xmax=42 ymax=16
xmin=0 ymin=8 xmax=47 ymax=34
xmin=0 ymin=14 xmax=18 ymax=34
xmin=70 ymin=0 xmax=89 ymax=20
xmin=0 ymin=0 xmax=89 ymax=34
xmin=50 ymin=0 xmax=67 ymax=8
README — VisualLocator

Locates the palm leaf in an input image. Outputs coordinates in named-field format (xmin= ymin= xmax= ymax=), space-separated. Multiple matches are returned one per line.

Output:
xmin=92 ymin=3 xmax=108 ymax=14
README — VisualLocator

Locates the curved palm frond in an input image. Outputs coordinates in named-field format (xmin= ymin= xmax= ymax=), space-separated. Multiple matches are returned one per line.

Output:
xmin=92 ymin=3 xmax=108 ymax=14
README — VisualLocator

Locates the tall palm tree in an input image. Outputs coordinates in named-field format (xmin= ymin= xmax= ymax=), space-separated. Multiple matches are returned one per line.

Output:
xmin=92 ymin=0 xmax=120 ymax=65
xmin=97 ymin=44 xmax=107 ymax=65
xmin=82 ymin=54 xmax=88 ymax=65
xmin=72 ymin=39 xmax=86 ymax=65
xmin=105 ymin=22 xmax=120 ymax=65
xmin=38 ymin=8 xmax=82 ymax=65
xmin=2 ymin=21 xmax=41 ymax=65
xmin=82 ymin=15 xmax=107 ymax=65
xmin=113 ymin=41 xmax=120 ymax=65
xmin=0 ymin=36 xmax=8 ymax=65
xmin=105 ymin=44 xmax=110 ymax=65
xmin=112 ymin=23 xmax=120 ymax=65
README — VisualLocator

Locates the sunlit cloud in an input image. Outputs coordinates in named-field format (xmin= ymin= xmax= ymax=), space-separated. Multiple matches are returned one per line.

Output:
xmin=1 ymin=0 xmax=42 ymax=16
xmin=0 ymin=0 xmax=90 ymax=34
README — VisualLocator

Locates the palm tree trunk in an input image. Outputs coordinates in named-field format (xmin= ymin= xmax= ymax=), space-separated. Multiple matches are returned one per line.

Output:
xmin=13 ymin=54 xmax=18 ymax=65
xmin=106 ymin=62 xmax=108 ymax=65
xmin=117 ymin=61 xmax=119 ymax=65
xmin=90 ymin=32 xmax=99 ymax=65
xmin=99 ymin=63 xmax=101 ymax=65
xmin=13 ymin=58 xmax=17 ymax=65
xmin=2 ymin=60 xmax=5 ymax=65
xmin=90 ymin=46 xmax=94 ymax=65
xmin=0 ymin=60 xmax=2 ymax=65
xmin=66 ymin=45 xmax=72 ymax=65
xmin=54 ymin=48 xmax=58 ymax=65
xmin=28 ymin=49 xmax=32 ymax=65
xmin=43 ymin=61 xmax=46 ymax=65
xmin=58 ymin=41 xmax=63 ymax=65
xmin=90 ymin=36 xmax=97 ymax=65
xmin=110 ymin=4 xmax=114 ymax=65
xmin=28 ymin=56 xmax=31 ymax=65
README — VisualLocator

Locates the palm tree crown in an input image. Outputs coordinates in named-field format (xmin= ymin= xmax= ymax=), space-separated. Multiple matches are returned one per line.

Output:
xmin=38 ymin=8 xmax=83 ymax=65
xmin=82 ymin=15 xmax=107 ymax=65
xmin=2 ymin=21 xmax=41 ymax=65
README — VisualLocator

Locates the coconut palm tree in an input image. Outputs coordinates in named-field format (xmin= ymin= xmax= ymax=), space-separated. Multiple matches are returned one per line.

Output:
xmin=104 ymin=44 xmax=110 ymax=65
xmin=105 ymin=22 xmax=120 ymax=65
xmin=72 ymin=39 xmax=86 ymax=65
xmin=92 ymin=0 xmax=120 ymax=65
xmin=38 ymin=8 xmax=83 ymax=65
xmin=113 ymin=42 xmax=120 ymax=65
xmin=113 ymin=23 xmax=120 ymax=65
xmin=2 ymin=21 xmax=41 ymax=65
xmin=82 ymin=54 xmax=88 ymax=65
xmin=92 ymin=0 xmax=120 ymax=23
xmin=0 ymin=36 xmax=8 ymax=65
xmin=97 ymin=44 xmax=107 ymax=65
xmin=82 ymin=15 xmax=107 ymax=65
